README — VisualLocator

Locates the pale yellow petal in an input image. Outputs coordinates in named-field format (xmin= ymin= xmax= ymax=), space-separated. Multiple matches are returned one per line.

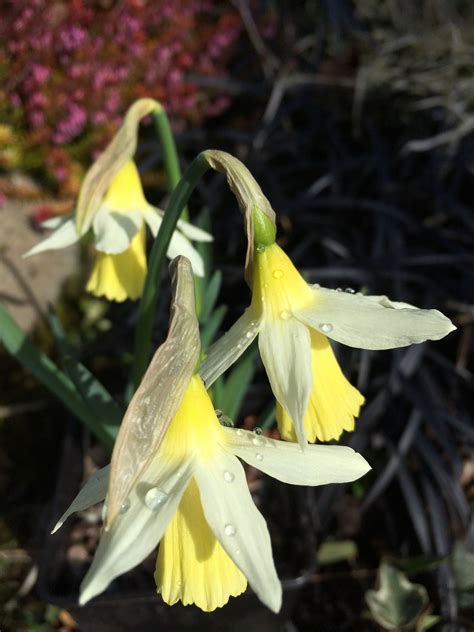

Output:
xmin=155 ymin=479 xmax=247 ymax=612
xmin=276 ymin=331 xmax=365 ymax=442
xmin=86 ymin=225 xmax=147 ymax=302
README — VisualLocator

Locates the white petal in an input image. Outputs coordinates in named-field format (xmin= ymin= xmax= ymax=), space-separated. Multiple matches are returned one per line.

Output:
xmin=224 ymin=428 xmax=371 ymax=485
xmin=93 ymin=206 xmax=143 ymax=254
xmin=23 ymin=218 xmax=79 ymax=257
xmin=199 ymin=309 xmax=260 ymax=388
xmin=176 ymin=218 xmax=213 ymax=242
xmin=51 ymin=466 xmax=110 ymax=534
xmin=79 ymin=457 xmax=194 ymax=605
xmin=41 ymin=213 xmax=73 ymax=229
xmin=298 ymin=288 xmax=456 ymax=350
xmin=194 ymin=453 xmax=281 ymax=613
xmin=165 ymin=230 xmax=206 ymax=277
xmin=258 ymin=318 xmax=312 ymax=448
xmin=141 ymin=205 xmax=163 ymax=237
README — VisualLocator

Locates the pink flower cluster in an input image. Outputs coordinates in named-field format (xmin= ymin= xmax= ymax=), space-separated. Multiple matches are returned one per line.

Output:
xmin=0 ymin=0 xmax=243 ymax=191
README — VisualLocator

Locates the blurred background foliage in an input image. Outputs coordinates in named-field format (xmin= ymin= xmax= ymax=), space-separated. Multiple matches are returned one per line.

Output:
xmin=1 ymin=1 xmax=474 ymax=631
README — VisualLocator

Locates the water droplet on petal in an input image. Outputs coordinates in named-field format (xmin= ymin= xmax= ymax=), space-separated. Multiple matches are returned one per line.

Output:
xmin=119 ymin=499 xmax=131 ymax=514
xmin=252 ymin=436 xmax=264 ymax=446
xmin=256 ymin=453 xmax=264 ymax=461
xmin=224 ymin=524 xmax=236 ymax=536
xmin=319 ymin=323 xmax=333 ymax=333
xmin=235 ymin=548 xmax=241 ymax=556
xmin=256 ymin=244 xmax=265 ymax=253
xmin=254 ymin=427 xmax=262 ymax=435
xmin=145 ymin=488 xmax=169 ymax=511
xmin=246 ymin=330 xmax=254 ymax=339
xmin=345 ymin=287 xmax=356 ymax=294
xmin=280 ymin=310 xmax=290 ymax=320
xmin=215 ymin=409 xmax=223 ymax=418
xmin=236 ymin=429 xmax=243 ymax=437
xmin=272 ymin=269 xmax=283 ymax=279
xmin=336 ymin=287 xmax=343 ymax=292
xmin=223 ymin=471 xmax=235 ymax=483
xmin=312 ymin=283 xmax=320 ymax=289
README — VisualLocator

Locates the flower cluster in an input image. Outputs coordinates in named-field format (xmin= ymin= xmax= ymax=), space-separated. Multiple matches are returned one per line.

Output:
xmin=0 ymin=0 xmax=244 ymax=192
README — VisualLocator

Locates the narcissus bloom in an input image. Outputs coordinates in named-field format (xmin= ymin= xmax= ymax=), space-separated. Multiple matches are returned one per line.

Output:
xmin=24 ymin=161 xmax=212 ymax=301
xmin=200 ymin=240 xmax=456 ymax=447
xmin=53 ymin=257 xmax=371 ymax=613
xmin=54 ymin=374 xmax=370 ymax=612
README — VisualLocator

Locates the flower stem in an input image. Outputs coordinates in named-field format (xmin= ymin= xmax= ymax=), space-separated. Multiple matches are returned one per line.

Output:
xmin=152 ymin=109 xmax=189 ymax=222
xmin=131 ymin=152 xmax=211 ymax=389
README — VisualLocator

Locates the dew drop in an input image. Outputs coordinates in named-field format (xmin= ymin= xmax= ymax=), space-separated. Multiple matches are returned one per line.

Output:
xmin=252 ymin=436 xmax=264 ymax=446
xmin=272 ymin=269 xmax=284 ymax=279
xmin=119 ymin=499 xmax=131 ymax=514
xmin=336 ymin=287 xmax=343 ymax=292
xmin=279 ymin=310 xmax=290 ymax=320
xmin=145 ymin=488 xmax=169 ymax=511
xmin=345 ymin=287 xmax=356 ymax=294
xmin=235 ymin=548 xmax=241 ymax=556
xmin=246 ymin=330 xmax=254 ymax=339
xmin=223 ymin=471 xmax=235 ymax=483
xmin=254 ymin=427 xmax=262 ymax=435
xmin=256 ymin=244 xmax=265 ymax=253
xmin=319 ymin=323 xmax=333 ymax=333
xmin=236 ymin=429 xmax=244 ymax=437
xmin=256 ymin=453 xmax=264 ymax=461
xmin=224 ymin=524 xmax=236 ymax=536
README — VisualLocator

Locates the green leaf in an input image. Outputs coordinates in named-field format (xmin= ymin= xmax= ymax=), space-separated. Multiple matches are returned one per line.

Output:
xmin=452 ymin=541 xmax=474 ymax=611
xmin=392 ymin=554 xmax=446 ymax=575
xmin=259 ymin=401 xmax=276 ymax=430
xmin=317 ymin=539 xmax=358 ymax=565
xmin=212 ymin=344 xmax=257 ymax=420
xmin=48 ymin=311 xmax=123 ymax=430
xmin=199 ymin=270 xmax=222 ymax=325
xmin=0 ymin=303 xmax=116 ymax=452
xmin=418 ymin=614 xmax=440 ymax=630
xmin=365 ymin=562 xmax=429 ymax=630
xmin=200 ymin=304 xmax=227 ymax=351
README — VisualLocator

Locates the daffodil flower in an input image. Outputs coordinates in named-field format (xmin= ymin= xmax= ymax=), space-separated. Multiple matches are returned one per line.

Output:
xmin=53 ymin=257 xmax=371 ymax=613
xmin=24 ymin=161 xmax=212 ymax=302
xmin=200 ymin=239 xmax=456 ymax=447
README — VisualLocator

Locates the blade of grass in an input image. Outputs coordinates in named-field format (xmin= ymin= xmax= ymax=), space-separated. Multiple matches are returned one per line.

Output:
xmin=0 ymin=304 xmax=115 ymax=451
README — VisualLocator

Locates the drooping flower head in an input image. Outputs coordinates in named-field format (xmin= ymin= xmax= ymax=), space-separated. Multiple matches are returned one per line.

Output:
xmin=24 ymin=99 xmax=212 ymax=302
xmin=53 ymin=257 xmax=371 ymax=612
xmin=200 ymin=198 xmax=456 ymax=447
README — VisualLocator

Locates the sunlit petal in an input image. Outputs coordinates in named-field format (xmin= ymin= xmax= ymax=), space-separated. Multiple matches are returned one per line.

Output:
xmin=298 ymin=287 xmax=456 ymax=350
xmin=79 ymin=458 xmax=194 ymax=605
xmin=194 ymin=453 xmax=282 ymax=613
xmin=199 ymin=308 xmax=260 ymax=389
xmin=23 ymin=218 xmax=79 ymax=257
xmin=51 ymin=466 xmax=110 ymax=534
xmin=224 ymin=428 xmax=371 ymax=485
xmin=258 ymin=318 xmax=312 ymax=448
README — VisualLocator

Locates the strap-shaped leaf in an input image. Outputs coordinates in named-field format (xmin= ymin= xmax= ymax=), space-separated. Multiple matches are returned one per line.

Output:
xmin=76 ymin=98 xmax=161 ymax=235
xmin=107 ymin=256 xmax=200 ymax=528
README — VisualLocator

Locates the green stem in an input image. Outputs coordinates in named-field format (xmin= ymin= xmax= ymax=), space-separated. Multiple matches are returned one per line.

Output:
xmin=131 ymin=152 xmax=211 ymax=388
xmin=152 ymin=109 xmax=188 ymax=221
